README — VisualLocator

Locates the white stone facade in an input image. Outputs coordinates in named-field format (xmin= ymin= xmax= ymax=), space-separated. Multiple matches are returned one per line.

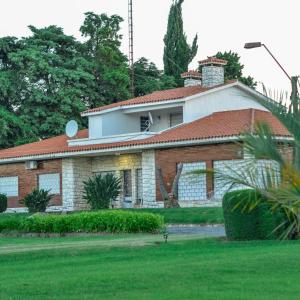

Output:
xmin=183 ymin=78 xmax=201 ymax=87
xmin=142 ymin=150 xmax=161 ymax=207
xmin=213 ymin=159 xmax=280 ymax=200
xmin=202 ymin=66 xmax=225 ymax=88
xmin=178 ymin=162 xmax=207 ymax=201
xmin=62 ymin=157 xmax=92 ymax=210
xmin=60 ymin=152 xmax=160 ymax=210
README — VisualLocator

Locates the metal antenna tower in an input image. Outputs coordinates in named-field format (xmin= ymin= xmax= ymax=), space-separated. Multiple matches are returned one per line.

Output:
xmin=128 ymin=0 xmax=134 ymax=97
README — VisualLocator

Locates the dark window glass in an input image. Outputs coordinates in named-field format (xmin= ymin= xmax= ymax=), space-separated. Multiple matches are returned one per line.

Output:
xmin=140 ymin=116 xmax=150 ymax=131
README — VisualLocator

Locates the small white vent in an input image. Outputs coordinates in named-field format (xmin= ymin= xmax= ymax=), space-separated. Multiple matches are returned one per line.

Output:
xmin=25 ymin=161 xmax=38 ymax=170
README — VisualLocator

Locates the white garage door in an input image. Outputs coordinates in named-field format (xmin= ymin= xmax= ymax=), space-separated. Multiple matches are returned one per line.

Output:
xmin=178 ymin=162 xmax=207 ymax=201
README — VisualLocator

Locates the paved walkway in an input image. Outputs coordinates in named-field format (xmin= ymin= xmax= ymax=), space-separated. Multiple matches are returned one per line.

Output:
xmin=166 ymin=224 xmax=225 ymax=237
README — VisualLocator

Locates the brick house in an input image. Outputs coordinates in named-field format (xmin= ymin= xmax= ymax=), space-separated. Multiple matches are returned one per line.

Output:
xmin=0 ymin=57 xmax=291 ymax=212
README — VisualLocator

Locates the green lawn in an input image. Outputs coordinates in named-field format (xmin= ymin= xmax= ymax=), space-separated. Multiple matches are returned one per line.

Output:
xmin=1 ymin=235 xmax=300 ymax=299
xmin=134 ymin=207 xmax=224 ymax=224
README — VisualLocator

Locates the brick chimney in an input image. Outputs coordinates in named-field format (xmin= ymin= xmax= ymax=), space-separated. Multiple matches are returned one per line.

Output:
xmin=198 ymin=57 xmax=228 ymax=88
xmin=181 ymin=70 xmax=202 ymax=87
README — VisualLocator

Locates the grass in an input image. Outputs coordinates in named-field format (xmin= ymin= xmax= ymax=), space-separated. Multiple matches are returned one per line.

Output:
xmin=133 ymin=207 xmax=224 ymax=224
xmin=1 ymin=207 xmax=224 ymax=225
xmin=1 ymin=235 xmax=300 ymax=299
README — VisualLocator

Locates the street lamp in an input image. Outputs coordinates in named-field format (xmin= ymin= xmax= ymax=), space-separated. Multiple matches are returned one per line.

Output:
xmin=244 ymin=42 xmax=292 ymax=81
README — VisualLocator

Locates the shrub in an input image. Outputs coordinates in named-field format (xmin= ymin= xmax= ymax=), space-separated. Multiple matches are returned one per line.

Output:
xmin=83 ymin=174 xmax=121 ymax=210
xmin=223 ymin=189 xmax=287 ymax=240
xmin=0 ymin=214 xmax=26 ymax=232
xmin=257 ymin=203 xmax=287 ymax=240
xmin=0 ymin=211 xmax=164 ymax=234
xmin=22 ymin=189 xmax=53 ymax=213
xmin=223 ymin=189 xmax=259 ymax=240
xmin=0 ymin=194 xmax=7 ymax=213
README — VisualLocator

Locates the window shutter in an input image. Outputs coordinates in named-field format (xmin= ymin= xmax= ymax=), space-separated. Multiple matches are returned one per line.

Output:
xmin=38 ymin=173 xmax=60 ymax=195
xmin=0 ymin=176 xmax=18 ymax=197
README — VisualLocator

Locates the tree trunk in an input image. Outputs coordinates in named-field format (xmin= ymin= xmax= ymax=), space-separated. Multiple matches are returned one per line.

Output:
xmin=156 ymin=163 xmax=183 ymax=208
xmin=156 ymin=167 xmax=170 ymax=207
xmin=172 ymin=163 xmax=183 ymax=199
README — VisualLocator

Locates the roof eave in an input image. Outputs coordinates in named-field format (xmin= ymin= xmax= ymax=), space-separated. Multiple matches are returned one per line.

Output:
xmin=0 ymin=136 xmax=241 ymax=164
xmin=81 ymin=98 xmax=186 ymax=117
xmin=0 ymin=135 xmax=293 ymax=164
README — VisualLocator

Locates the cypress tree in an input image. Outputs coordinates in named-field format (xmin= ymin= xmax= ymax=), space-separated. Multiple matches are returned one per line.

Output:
xmin=163 ymin=0 xmax=198 ymax=85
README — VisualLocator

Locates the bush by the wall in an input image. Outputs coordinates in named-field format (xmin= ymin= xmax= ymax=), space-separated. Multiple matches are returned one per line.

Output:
xmin=22 ymin=189 xmax=53 ymax=213
xmin=83 ymin=174 xmax=121 ymax=209
xmin=0 ymin=194 xmax=7 ymax=213
xmin=0 ymin=210 xmax=164 ymax=234
xmin=223 ymin=189 xmax=287 ymax=240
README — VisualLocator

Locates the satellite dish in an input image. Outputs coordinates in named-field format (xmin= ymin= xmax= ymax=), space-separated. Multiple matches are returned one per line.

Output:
xmin=65 ymin=120 xmax=78 ymax=138
xmin=148 ymin=112 xmax=154 ymax=125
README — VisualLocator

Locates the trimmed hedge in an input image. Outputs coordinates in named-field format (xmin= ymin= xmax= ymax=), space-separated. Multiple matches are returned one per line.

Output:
xmin=223 ymin=189 xmax=287 ymax=240
xmin=0 ymin=194 xmax=7 ymax=213
xmin=0 ymin=211 xmax=164 ymax=234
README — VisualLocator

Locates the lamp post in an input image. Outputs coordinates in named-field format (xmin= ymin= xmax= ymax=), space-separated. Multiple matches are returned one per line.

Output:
xmin=244 ymin=42 xmax=291 ymax=81
xmin=245 ymin=42 xmax=300 ymax=166
xmin=244 ymin=42 xmax=300 ymax=92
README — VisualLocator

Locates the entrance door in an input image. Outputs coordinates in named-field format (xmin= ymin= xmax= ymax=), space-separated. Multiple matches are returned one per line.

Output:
xmin=136 ymin=169 xmax=143 ymax=205
xmin=123 ymin=170 xmax=132 ymax=208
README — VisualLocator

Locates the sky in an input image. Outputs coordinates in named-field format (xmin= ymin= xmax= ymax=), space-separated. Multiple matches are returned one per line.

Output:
xmin=0 ymin=0 xmax=299 ymax=94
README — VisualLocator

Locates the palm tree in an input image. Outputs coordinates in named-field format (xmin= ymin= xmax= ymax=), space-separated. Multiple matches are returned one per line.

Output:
xmin=197 ymin=77 xmax=300 ymax=239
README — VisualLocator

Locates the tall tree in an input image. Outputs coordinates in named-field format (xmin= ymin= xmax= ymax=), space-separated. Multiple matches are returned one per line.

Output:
xmin=134 ymin=57 xmax=176 ymax=97
xmin=80 ymin=12 xmax=130 ymax=107
xmin=215 ymin=51 xmax=257 ymax=88
xmin=0 ymin=37 xmax=24 ymax=110
xmin=0 ymin=36 xmax=37 ymax=147
xmin=0 ymin=106 xmax=37 ymax=149
xmin=10 ymin=25 xmax=93 ymax=139
xmin=163 ymin=0 xmax=198 ymax=85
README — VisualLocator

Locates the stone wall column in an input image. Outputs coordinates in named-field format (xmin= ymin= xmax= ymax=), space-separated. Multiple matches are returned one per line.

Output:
xmin=62 ymin=157 xmax=92 ymax=210
xmin=141 ymin=150 xmax=158 ymax=207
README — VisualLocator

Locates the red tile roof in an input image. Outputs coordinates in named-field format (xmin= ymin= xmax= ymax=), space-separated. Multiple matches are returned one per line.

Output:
xmin=83 ymin=85 xmax=208 ymax=115
xmin=0 ymin=109 xmax=291 ymax=161
xmin=144 ymin=109 xmax=291 ymax=144
xmin=82 ymin=81 xmax=237 ymax=115
xmin=181 ymin=70 xmax=202 ymax=78
xmin=198 ymin=57 xmax=228 ymax=66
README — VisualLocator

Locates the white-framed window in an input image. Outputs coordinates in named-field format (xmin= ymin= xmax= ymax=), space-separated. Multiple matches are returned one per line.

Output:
xmin=0 ymin=176 xmax=18 ymax=197
xmin=140 ymin=116 xmax=150 ymax=132
xmin=38 ymin=173 xmax=60 ymax=195
xmin=170 ymin=113 xmax=183 ymax=127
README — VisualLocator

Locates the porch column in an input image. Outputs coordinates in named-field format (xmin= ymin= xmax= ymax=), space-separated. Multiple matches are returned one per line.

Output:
xmin=62 ymin=157 xmax=92 ymax=210
xmin=141 ymin=150 xmax=157 ymax=207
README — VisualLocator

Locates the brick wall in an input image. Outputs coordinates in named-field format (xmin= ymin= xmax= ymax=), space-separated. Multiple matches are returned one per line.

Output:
xmin=155 ymin=143 xmax=242 ymax=201
xmin=0 ymin=159 xmax=62 ymax=208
